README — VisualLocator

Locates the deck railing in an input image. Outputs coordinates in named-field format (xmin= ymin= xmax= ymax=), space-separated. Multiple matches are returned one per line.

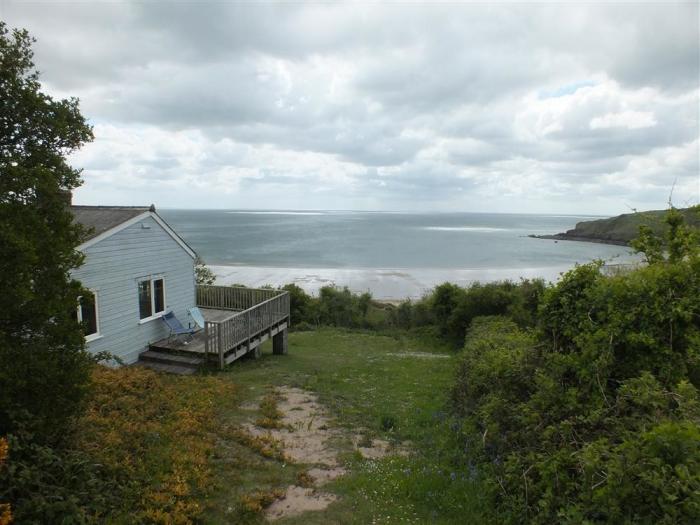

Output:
xmin=196 ymin=285 xmax=282 ymax=311
xmin=197 ymin=285 xmax=290 ymax=369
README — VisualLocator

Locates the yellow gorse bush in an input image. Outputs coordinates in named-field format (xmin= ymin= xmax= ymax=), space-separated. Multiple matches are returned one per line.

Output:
xmin=76 ymin=366 xmax=235 ymax=523
xmin=239 ymin=489 xmax=285 ymax=513
xmin=255 ymin=389 xmax=285 ymax=429
xmin=227 ymin=427 xmax=290 ymax=463
xmin=0 ymin=438 xmax=10 ymax=525
xmin=0 ymin=504 xmax=11 ymax=525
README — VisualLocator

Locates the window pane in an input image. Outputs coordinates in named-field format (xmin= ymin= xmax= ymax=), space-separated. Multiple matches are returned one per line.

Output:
xmin=80 ymin=293 xmax=98 ymax=336
xmin=153 ymin=279 xmax=165 ymax=314
xmin=138 ymin=280 xmax=152 ymax=319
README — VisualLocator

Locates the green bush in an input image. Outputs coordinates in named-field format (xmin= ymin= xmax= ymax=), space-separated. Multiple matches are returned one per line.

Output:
xmin=281 ymin=284 xmax=375 ymax=329
xmin=380 ymin=414 xmax=396 ymax=431
xmin=452 ymin=317 xmax=540 ymax=460
xmin=0 ymin=430 xmax=114 ymax=523
xmin=396 ymin=279 xmax=545 ymax=346
xmin=449 ymin=210 xmax=700 ymax=523
xmin=282 ymin=277 xmax=545 ymax=341
xmin=282 ymin=283 xmax=314 ymax=325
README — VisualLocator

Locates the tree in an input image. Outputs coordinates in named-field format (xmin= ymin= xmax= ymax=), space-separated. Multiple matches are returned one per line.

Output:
xmin=0 ymin=23 xmax=94 ymax=443
xmin=631 ymin=205 xmax=699 ymax=264
xmin=194 ymin=255 xmax=216 ymax=285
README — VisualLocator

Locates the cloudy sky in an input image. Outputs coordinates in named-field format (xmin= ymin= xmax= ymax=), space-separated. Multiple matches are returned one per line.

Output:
xmin=3 ymin=1 xmax=699 ymax=214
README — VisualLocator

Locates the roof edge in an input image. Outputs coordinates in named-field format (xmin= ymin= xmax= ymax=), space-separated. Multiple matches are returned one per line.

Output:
xmin=76 ymin=211 xmax=197 ymax=259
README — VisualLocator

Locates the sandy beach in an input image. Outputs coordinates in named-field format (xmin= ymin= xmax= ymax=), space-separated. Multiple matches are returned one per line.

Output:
xmin=209 ymin=264 xmax=576 ymax=300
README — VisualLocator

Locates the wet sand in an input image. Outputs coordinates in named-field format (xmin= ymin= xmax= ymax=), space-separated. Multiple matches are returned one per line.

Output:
xmin=209 ymin=264 xmax=575 ymax=300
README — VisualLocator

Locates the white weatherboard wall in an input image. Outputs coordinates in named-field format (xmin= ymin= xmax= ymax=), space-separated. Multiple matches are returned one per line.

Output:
xmin=71 ymin=215 xmax=196 ymax=364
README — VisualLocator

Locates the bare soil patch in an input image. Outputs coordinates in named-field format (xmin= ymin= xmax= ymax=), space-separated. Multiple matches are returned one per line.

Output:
xmin=240 ymin=386 xmax=410 ymax=520
xmin=242 ymin=386 xmax=344 ymax=520
xmin=352 ymin=435 xmax=411 ymax=460
xmin=265 ymin=486 xmax=337 ymax=521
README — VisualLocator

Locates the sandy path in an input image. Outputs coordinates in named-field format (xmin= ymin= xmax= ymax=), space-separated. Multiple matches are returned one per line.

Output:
xmin=250 ymin=387 xmax=344 ymax=521
xmin=242 ymin=386 xmax=404 ymax=521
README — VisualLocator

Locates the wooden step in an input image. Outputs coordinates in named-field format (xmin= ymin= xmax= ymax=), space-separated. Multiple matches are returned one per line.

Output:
xmin=137 ymin=349 xmax=206 ymax=375
xmin=140 ymin=349 xmax=205 ymax=367
xmin=137 ymin=360 xmax=198 ymax=375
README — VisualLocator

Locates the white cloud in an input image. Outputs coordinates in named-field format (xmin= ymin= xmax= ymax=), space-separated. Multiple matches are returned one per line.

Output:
xmin=590 ymin=111 xmax=657 ymax=130
xmin=3 ymin=1 xmax=698 ymax=213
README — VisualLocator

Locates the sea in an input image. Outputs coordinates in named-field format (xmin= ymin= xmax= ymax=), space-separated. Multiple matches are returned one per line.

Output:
xmin=159 ymin=209 xmax=638 ymax=300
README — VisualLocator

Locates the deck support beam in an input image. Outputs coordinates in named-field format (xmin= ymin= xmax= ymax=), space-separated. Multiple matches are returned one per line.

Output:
xmin=273 ymin=328 xmax=288 ymax=355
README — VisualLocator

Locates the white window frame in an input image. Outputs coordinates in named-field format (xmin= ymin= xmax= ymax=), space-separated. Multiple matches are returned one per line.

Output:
xmin=137 ymin=275 xmax=167 ymax=324
xmin=77 ymin=290 xmax=101 ymax=342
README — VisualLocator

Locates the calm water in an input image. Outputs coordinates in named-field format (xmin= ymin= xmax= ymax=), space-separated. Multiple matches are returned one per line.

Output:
xmin=159 ymin=209 xmax=636 ymax=298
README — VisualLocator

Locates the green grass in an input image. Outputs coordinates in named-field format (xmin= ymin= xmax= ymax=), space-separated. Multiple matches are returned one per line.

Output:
xmin=201 ymin=328 xmax=490 ymax=524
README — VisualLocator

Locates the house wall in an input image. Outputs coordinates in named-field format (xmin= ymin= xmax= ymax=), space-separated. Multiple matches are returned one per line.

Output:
xmin=71 ymin=215 xmax=196 ymax=364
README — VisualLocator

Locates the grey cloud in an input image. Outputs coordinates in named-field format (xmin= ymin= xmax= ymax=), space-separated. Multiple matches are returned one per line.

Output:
xmin=3 ymin=1 xmax=698 ymax=212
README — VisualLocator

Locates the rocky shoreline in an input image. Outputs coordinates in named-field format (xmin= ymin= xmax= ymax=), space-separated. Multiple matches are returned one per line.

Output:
xmin=528 ymin=207 xmax=700 ymax=247
xmin=528 ymin=233 xmax=629 ymax=246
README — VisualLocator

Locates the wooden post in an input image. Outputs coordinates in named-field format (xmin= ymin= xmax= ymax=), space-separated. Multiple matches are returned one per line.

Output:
xmin=217 ymin=323 xmax=224 ymax=370
xmin=246 ymin=310 xmax=251 ymax=355
xmin=273 ymin=328 xmax=288 ymax=355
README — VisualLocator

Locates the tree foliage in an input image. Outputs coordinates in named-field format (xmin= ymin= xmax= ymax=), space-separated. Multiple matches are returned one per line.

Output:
xmin=631 ymin=205 xmax=699 ymax=264
xmin=279 ymin=284 xmax=373 ymax=329
xmin=391 ymin=279 xmax=545 ymax=346
xmin=0 ymin=22 xmax=94 ymax=443
xmin=450 ymin=209 xmax=700 ymax=523
xmin=194 ymin=255 xmax=216 ymax=285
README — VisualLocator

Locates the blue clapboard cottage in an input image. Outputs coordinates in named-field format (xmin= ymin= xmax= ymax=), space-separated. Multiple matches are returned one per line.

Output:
xmin=70 ymin=204 xmax=290 ymax=373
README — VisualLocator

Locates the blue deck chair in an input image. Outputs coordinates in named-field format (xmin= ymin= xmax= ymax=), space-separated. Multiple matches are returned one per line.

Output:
xmin=188 ymin=307 xmax=206 ymax=329
xmin=162 ymin=310 xmax=197 ymax=343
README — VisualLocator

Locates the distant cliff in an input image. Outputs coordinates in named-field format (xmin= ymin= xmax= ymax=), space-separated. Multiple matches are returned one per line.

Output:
xmin=531 ymin=207 xmax=700 ymax=246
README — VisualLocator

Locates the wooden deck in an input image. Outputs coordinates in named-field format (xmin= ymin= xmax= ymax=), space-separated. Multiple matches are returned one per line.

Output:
xmin=149 ymin=307 xmax=238 ymax=355
xmin=147 ymin=286 xmax=290 ymax=370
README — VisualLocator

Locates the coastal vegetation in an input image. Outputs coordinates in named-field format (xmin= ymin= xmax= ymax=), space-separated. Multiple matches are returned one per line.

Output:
xmin=2 ymin=21 xmax=700 ymax=525
xmin=3 ymin=207 xmax=698 ymax=522
xmin=533 ymin=205 xmax=700 ymax=246
xmin=283 ymin=278 xmax=545 ymax=348
xmin=5 ymin=204 xmax=699 ymax=521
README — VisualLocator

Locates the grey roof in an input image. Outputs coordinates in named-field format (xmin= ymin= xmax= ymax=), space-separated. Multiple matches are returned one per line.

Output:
xmin=71 ymin=205 xmax=153 ymax=241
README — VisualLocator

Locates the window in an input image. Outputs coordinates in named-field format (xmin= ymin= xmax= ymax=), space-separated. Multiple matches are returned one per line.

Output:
xmin=77 ymin=291 xmax=99 ymax=341
xmin=138 ymin=277 xmax=165 ymax=320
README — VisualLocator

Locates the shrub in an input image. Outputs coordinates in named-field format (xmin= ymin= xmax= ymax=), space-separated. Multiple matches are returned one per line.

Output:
xmin=1 ymin=366 xmax=236 ymax=522
xmin=239 ymin=489 xmax=285 ymax=514
xmin=431 ymin=282 xmax=466 ymax=342
xmin=0 ymin=431 xmax=114 ymax=523
xmin=282 ymin=283 xmax=313 ymax=324
xmin=393 ymin=300 xmax=414 ymax=329
xmin=292 ymin=321 xmax=315 ymax=332
xmin=283 ymin=284 xmax=375 ymax=329
xmin=380 ymin=414 xmax=396 ymax=432
xmin=450 ymin=210 xmax=700 ymax=523
xmin=404 ymin=279 xmax=545 ymax=346
xmin=255 ymin=390 xmax=284 ymax=429
xmin=317 ymin=286 xmax=358 ymax=326
xmin=194 ymin=256 xmax=216 ymax=285
xmin=451 ymin=317 xmax=539 ymax=460
xmin=0 ymin=438 xmax=11 ymax=525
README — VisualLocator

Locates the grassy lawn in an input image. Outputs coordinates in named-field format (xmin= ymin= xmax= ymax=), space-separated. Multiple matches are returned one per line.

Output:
xmin=201 ymin=328 xmax=489 ymax=524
